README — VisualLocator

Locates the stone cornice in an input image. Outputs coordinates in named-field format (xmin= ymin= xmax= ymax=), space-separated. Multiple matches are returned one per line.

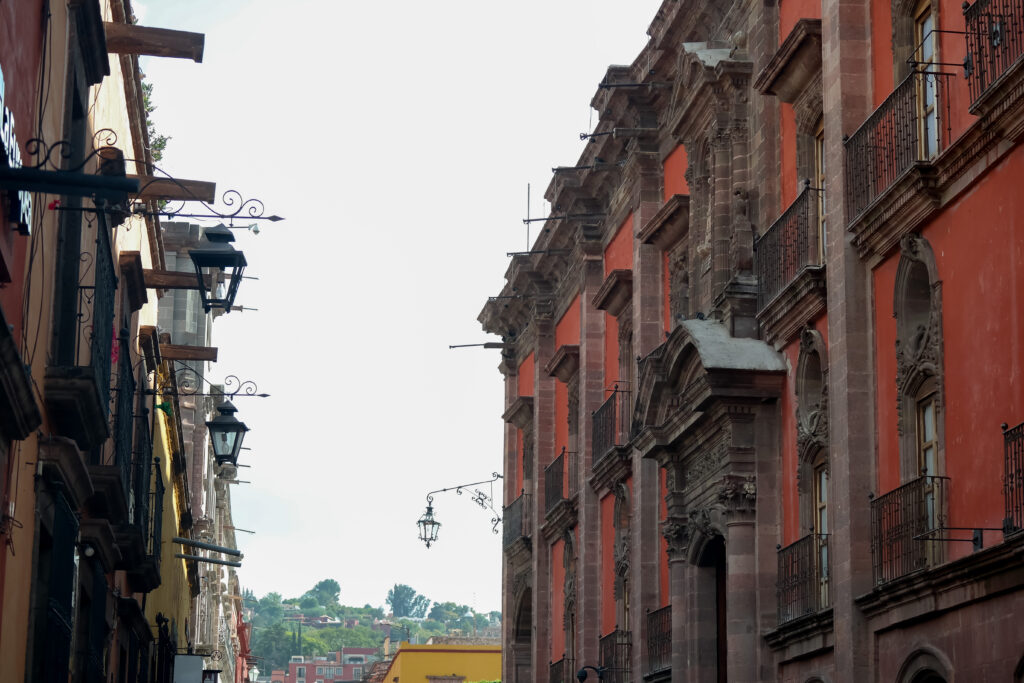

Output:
xmin=638 ymin=194 xmax=690 ymax=251
xmin=757 ymin=266 xmax=827 ymax=347
xmin=592 ymin=269 xmax=635 ymax=317
xmin=589 ymin=446 xmax=632 ymax=494
xmin=545 ymin=345 xmax=580 ymax=383
xmin=763 ymin=607 xmax=834 ymax=656
xmin=754 ymin=19 xmax=822 ymax=102
xmin=502 ymin=396 xmax=534 ymax=430
xmin=541 ymin=497 xmax=578 ymax=542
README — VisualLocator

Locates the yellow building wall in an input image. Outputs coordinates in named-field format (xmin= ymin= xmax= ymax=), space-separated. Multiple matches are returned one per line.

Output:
xmin=386 ymin=644 xmax=501 ymax=683
xmin=142 ymin=383 xmax=192 ymax=646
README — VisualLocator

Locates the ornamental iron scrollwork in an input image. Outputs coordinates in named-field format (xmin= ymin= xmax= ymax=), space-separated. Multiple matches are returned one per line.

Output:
xmin=152 ymin=361 xmax=269 ymax=399
xmin=424 ymin=472 xmax=504 ymax=535
xmin=24 ymin=128 xmax=120 ymax=172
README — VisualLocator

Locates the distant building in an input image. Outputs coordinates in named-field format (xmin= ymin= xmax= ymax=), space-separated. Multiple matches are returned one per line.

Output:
xmin=374 ymin=643 xmax=501 ymax=683
xmin=283 ymin=649 xmax=378 ymax=683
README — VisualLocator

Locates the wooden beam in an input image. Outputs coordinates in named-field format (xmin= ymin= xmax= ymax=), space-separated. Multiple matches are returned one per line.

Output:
xmin=131 ymin=176 xmax=216 ymax=203
xmin=143 ymin=269 xmax=212 ymax=290
xmin=104 ymin=22 xmax=205 ymax=62
xmin=161 ymin=344 xmax=218 ymax=362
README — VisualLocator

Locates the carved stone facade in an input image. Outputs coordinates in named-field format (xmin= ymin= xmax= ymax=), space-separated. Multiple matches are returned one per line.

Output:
xmin=479 ymin=1 xmax=1024 ymax=682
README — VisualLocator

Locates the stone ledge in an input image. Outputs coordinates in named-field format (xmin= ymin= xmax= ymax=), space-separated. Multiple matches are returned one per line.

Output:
xmin=763 ymin=607 xmax=834 ymax=659
xmin=590 ymin=445 xmax=632 ymax=494
xmin=757 ymin=266 xmax=827 ymax=347
xmin=856 ymin=532 xmax=1024 ymax=629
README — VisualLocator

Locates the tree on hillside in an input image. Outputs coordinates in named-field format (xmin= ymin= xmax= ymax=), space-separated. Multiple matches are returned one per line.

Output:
xmin=386 ymin=584 xmax=430 ymax=618
xmin=307 ymin=578 xmax=341 ymax=606
xmin=252 ymin=621 xmax=292 ymax=671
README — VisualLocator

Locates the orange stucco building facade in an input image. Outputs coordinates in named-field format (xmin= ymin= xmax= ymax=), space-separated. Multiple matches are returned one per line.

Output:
xmin=480 ymin=1 xmax=1024 ymax=682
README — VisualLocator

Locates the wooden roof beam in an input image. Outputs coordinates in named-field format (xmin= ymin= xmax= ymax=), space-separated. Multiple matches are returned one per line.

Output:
xmin=131 ymin=176 xmax=216 ymax=203
xmin=104 ymin=22 xmax=205 ymax=62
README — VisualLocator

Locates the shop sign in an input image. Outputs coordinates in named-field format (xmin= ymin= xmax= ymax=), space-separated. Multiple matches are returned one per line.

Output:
xmin=0 ymin=63 xmax=34 ymax=234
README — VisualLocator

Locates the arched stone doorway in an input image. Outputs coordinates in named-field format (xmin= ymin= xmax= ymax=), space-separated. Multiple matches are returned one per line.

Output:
xmin=511 ymin=587 xmax=532 ymax=682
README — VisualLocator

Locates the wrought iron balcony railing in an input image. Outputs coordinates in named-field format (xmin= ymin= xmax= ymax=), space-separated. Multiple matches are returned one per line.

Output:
xmin=568 ymin=449 xmax=579 ymax=498
xmin=755 ymin=185 xmax=822 ymax=312
xmin=550 ymin=657 xmax=575 ymax=683
xmin=503 ymin=493 xmax=527 ymax=549
xmin=965 ymin=0 xmax=1024 ymax=106
xmin=646 ymin=605 xmax=671 ymax=675
xmin=844 ymin=70 xmax=952 ymax=220
xmin=593 ymin=388 xmax=630 ymax=465
xmin=870 ymin=475 xmax=949 ymax=585
xmin=1004 ymin=421 xmax=1024 ymax=534
xmin=599 ymin=629 xmax=632 ymax=683
xmin=110 ymin=335 xmax=135 ymax=494
xmin=545 ymin=450 xmax=566 ymax=514
xmin=77 ymin=222 xmax=118 ymax=415
xmin=776 ymin=533 xmax=830 ymax=624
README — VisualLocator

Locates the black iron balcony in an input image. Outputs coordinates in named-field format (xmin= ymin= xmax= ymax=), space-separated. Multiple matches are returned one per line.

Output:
xmin=503 ymin=493 xmax=527 ymax=549
xmin=549 ymin=657 xmax=575 ymax=683
xmin=1004 ymin=421 xmax=1024 ymax=534
xmin=87 ymin=336 xmax=136 ymax=526
xmin=870 ymin=475 xmax=949 ymax=585
xmin=599 ymin=629 xmax=632 ymax=683
xmin=545 ymin=451 xmax=566 ymax=514
xmin=755 ymin=185 xmax=822 ymax=313
xmin=844 ymin=70 xmax=952 ymax=220
xmin=568 ymin=449 xmax=579 ymax=498
xmin=44 ymin=219 xmax=117 ymax=449
xmin=777 ymin=534 xmax=830 ymax=624
xmin=965 ymin=0 xmax=1024 ymax=107
xmin=646 ymin=605 xmax=671 ymax=675
xmin=593 ymin=388 xmax=630 ymax=466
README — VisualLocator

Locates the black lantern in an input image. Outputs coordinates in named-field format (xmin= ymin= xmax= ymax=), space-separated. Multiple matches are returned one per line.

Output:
xmin=206 ymin=401 xmax=248 ymax=466
xmin=189 ymin=224 xmax=247 ymax=313
xmin=417 ymin=504 xmax=441 ymax=548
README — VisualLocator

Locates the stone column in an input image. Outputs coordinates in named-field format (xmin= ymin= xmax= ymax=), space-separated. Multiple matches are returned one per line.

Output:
xmin=576 ymin=231 xmax=606 ymax=672
xmin=627 ymin=143 xmax=667 ymax=680
xmin=821 ymin=1 xmax=876 ymax=682
xmin=532 ymin=307 xmax=556 ymax=683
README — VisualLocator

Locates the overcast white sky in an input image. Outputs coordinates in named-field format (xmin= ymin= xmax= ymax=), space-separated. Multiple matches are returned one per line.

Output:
xmin=135 ymin=0 xmax=663 ymax=614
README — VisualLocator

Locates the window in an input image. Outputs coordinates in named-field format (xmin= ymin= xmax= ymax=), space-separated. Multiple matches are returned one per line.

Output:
xmin=813 ymin=454 xmax=830 ymax=606
xmin=914 ymin=3 xmax=939 ymax=158
xmin=893 ymin=233 xmax=944 ymax=482
xmin=814 ymin=122 xmax=827 ymax=261
xmin=353 ymin=668 xmax=362 ymax=679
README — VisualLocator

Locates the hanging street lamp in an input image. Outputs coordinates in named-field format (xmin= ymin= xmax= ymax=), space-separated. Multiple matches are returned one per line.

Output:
xmin=417 ymin=504 xmax=441 ymax=548
xmin=206 ymin=401 xmax=249 ymax=466
xmin=189 ymin=224 xmax=247 ymax=313
xmin=417 ymin=473 xmax=503 ymax=548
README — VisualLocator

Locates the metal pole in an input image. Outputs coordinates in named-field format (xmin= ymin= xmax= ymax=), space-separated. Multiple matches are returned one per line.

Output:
xmin=175 ymin=553 xmax=242 ymax=568
xmin=173 ymin=536 xmax=242 ymax=557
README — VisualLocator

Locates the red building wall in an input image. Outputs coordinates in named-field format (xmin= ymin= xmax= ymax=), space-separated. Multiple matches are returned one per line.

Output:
xmin=874 ymin=143 xmax=1024 ymax=556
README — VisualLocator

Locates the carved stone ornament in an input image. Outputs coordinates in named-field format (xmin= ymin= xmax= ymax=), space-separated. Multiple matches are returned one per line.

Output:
xmin=687 ymin=507 xmax=715 ymax=540
xmin=893 ymin=233 xmax=944 ymax=437
xmin=718 ymin=475 xmax=756 ymax=516
xmin=662 ymin=518 xmax=690 ymax=559
xmin=795 ymin=327 xmax=829 ymax=458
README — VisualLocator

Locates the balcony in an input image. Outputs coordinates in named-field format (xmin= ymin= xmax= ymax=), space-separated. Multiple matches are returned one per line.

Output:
xmin=755 ymin=185 xmax=823 ymax=313
xmin=87 ymin=337 xmax=136 ymax=529
xmin=502 ymin=493 xmax=529 ymax=550
xmin=545 ymin=450 xmax=566 ymax=515
xmin=549 ymin=657 xmax=574 ymax=683
xmin=1005 ymin=421 xmax=1024 ymax=534
xmin=124 ymin=421 xmax=162 ymax=593
xmin=870 ymin=475 xmax=949 ymax=585
xmin=965 ymin=0 xmax=1024 ymax=108
xmin=646 ymin=605 xmax=671 ymax=676
xmin=44 ymin=221 xmax=117 ymax=450
xmin=777 ymin=534 xmax=830 ymax=624
xmin=593 ymin=388 xmax=630 ymax=463
xmin=599 ymin=629 xmax=631 ymax=683
xmin=844 ymin=70 xmax=952 ymax=221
